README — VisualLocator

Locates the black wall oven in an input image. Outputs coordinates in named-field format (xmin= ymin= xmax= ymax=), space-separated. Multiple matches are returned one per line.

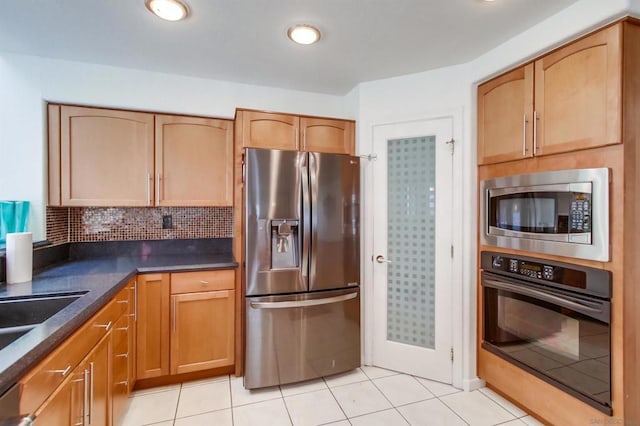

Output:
xmin=481 ymin=251 xmax=612 ymax=414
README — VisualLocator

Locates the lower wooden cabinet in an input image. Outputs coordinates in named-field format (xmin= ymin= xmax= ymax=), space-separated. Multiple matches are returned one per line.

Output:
xmin=25 ymin=285 xmax=132 ymax=426
xmin=170 ymin=290 xmax=235 ymax=375
xmin=137 ymin=270 xmax=235 ymax=380
xmin=136 ymin=273 xmax=170 ymax=379
xmin=80 ymin=334 xmax=111 ymax=426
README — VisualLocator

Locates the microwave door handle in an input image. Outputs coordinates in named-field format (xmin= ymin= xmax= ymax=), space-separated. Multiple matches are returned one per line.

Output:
xmin=482 ymin=278 xmax=603 ymax=316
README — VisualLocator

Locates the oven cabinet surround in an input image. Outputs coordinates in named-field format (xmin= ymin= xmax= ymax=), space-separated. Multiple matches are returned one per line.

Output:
xmin=476 ymin=19 xmax=640 ymax=425
xmin=48 ymin=104 xmax=233 ymax=207
xmin=136 ymin=270 xmax=235 ymax=381
xmin=20 ymin=282 xmax=132 ymax=426
xmin=236 ymin=109 xmax=356 ymax=155
xmin=477 ymin=23 xmax=622 ymax=165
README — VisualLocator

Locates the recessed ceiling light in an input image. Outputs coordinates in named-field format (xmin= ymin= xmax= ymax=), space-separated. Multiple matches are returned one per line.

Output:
xmin=146 ymin=0 xmax=189 ymax=21
xmin=287 ymin=25 xmax=321 ymax=45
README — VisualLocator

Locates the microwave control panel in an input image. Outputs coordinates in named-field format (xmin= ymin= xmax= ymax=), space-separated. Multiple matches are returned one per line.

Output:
xmin=569 ymin=193 xmax=591 ymax=233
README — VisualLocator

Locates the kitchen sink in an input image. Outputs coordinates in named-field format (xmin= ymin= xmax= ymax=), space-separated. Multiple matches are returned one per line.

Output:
xmin=0 ymin=292 xmax=87 ymax=350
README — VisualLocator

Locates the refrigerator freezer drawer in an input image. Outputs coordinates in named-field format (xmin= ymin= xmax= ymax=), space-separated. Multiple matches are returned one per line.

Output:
xmin=244 ymin=288 xmax=361 ymax=389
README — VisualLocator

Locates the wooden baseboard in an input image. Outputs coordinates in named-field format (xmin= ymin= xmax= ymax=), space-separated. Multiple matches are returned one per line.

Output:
xmin=133 ymin=365 xmax=235 ymax=390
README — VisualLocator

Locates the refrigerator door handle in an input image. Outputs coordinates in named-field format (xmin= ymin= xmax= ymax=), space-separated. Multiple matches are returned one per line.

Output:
xmin=250 ymin=292 xmax=357 ymax=309
xmin=301 ymin=153 xmax=310 ymax=285
xmin=308 ymin=152 xmax=318 ymax=287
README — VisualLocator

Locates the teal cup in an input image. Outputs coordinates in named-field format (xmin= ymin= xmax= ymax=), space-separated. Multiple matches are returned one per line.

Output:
xmin=0 ymin=201 xmax=30 ymax=244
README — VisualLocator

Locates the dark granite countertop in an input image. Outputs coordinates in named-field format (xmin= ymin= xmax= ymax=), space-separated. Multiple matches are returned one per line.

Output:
xmin=0 ymin=239 xmax=237 ymax=404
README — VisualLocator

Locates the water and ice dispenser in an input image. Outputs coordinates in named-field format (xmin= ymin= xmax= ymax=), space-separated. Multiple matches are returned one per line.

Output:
xmin=270 ymin=219 xmax=299 ymax=269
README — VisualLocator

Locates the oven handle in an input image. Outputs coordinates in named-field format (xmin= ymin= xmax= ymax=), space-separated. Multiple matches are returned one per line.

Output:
xmin=482 ymin=278 xmax=604 ymax=316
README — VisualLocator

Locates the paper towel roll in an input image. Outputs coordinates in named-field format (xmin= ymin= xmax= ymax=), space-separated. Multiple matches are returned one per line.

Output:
xmin=6 ymin=232 xmax=33 ymax=284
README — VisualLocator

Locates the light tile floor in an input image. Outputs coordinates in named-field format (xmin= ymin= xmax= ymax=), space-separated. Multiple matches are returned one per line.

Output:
xmin=120 ymin=367 xmax=544 ymax=426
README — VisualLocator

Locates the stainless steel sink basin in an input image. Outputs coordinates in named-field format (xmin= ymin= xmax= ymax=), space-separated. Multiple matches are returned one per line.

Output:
xmin=0 ymin=292 xmax=87 ymax=350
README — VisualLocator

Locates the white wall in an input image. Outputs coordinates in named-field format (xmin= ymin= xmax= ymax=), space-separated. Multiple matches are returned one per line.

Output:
xmin=0 ymin=53 xmax=350 ymax=242
xmin=355 ymin=0 xmax=633 ymax=389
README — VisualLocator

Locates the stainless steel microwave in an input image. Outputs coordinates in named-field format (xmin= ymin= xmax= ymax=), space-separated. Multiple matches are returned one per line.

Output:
xmin=480 ymin=168 xmax=610 ymax=261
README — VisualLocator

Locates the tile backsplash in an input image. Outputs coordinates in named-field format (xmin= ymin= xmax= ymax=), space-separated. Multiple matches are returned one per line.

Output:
xmin=46 ymin=206 xmax=233 ymax=243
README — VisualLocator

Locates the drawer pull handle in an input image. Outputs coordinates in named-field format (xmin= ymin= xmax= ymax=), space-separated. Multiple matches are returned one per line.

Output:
xmin=94 ymin=321 xmax=112 ymax=331
xmin=199 ymin=280 xmax=209 ymax=284
xmin=48 ymin=365 xmax=72 ymax=377
xmin=116 ymin=380 xmax=129 ymax=387
xmin=117 ymin=300 xmax=129 ymax=304
xmin=115 ymin=353 xmax=128 ymax=359
xmin=116 ymin=326 xmax=128 ymax=331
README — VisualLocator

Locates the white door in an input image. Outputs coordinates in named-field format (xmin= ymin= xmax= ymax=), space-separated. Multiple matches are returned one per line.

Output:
xmin=371 ymin=118 xmax=454 ymax=383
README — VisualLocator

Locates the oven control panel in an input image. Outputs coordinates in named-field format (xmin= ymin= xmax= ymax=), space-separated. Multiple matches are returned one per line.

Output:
xmin=482 ymin=251 xmax=611 ymax=298
xmin=492 ymin=256 xmax=561 ymax=283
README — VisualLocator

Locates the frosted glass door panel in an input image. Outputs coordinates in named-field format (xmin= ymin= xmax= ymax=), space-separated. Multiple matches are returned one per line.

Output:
xmin=387 ymin=136 xmax=436 ymax=349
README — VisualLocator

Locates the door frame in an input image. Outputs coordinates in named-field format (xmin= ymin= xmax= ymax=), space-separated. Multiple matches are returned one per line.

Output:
xmin=361 ymin=109 xmax=468 ymax=390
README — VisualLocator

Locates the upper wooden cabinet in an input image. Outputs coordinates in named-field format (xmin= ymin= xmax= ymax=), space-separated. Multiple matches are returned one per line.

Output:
xmin=478 ymin=23 xmax=623 ymax=165
xmin=155 ymin=115 xmax=233 ymax=206
xmin=301 ymin=117 xmax=355 ymax=154
xmin=534 ymin=24 xmax=621 ymax=156
xmin=477 ymin=65 xmax=534 ymax=165
xmin=241 ymin=110 xmax=299 ymax=150
xmin=48 ymin=105 xmax=234 ymax=207
xmin=237 ymin=109 xmax=356 ymax=155
xmin=51 ymin=105 xmax=155 ymax=206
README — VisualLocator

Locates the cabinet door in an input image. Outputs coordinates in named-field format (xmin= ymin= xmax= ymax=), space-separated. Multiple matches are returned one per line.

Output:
xmin=60 ymin=105 xmax=154 ymax=206
xmin=136 ymin=274 xmax=170 ymax=379
xmin=33 ymin=378 xmax=72 ymax=425
xmin=81 ymin=334 xmax=110 ymax=426
xmin=301 ymin=117 xmax=355 ymax=155
xmin=534 ymin=24 xmax=622 ymax=156
xmin=170 ymin=290 xmax=235 ymax=375
xmin=155 ymin=115 xmax=233 ymax=206
xmin=477 ymin=64 xmax=534 ymax=165
xmin=240 ymin=110 xmax=299 ymax=150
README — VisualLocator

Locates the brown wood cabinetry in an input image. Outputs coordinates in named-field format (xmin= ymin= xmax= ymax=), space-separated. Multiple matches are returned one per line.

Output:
xmin=477 ymin=65 xmax=533 ymax=164
xmin=155 ymin=115 xmax=233 ymax=206
xmin=136 ymin=273 xmax=170 ymax=379
xmin=24 ymin=285 xmax=132 ymax=426
xmin=300 ymin=117 xmax=355 ymax=154
xmin=477 ymin=19 xmax=640 ymax=425
xmin=80 ymin=334 xmax=111 ymax=426
xmin=478 ymin=24 xmax=622 ymax=165
xmin=51 ymin=105 xmax=155 ymax=206
xmin=241 ymin=110 xmax=299 ymax=150
xmin=48 ymin=105 xmax=233 ymax=207
xmin=137 ymin=270 xmax=235 ymax=380
xmin=170 ymin=290 xmax=235 ymax=374
xmin=236 ymin=109 xmax=355 ymax=155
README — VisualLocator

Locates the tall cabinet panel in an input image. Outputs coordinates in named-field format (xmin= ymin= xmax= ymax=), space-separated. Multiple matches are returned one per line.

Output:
xmin=155 ymin=115 xmax=233 ymax=206
xmin=534 ymin=24 xmax=622 ymax=156
xmin=477 ymin=64 xmax=534 ymax=165
xmin=136 ymin=274 xmax=170 ymax=379
xmin=59 ymin=105 xmax=154 ymax=206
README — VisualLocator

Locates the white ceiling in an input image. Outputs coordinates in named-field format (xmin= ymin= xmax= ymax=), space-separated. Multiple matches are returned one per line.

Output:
xmin=0 ymin=0 xmax=580 ymax=95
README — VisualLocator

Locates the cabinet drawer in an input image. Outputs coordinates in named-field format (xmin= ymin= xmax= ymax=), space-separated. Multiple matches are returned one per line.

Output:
xmin=171 ymin=270 xmax=235 ymax=294
xmin=19 ymin=296 xmax=121 ymax=415
xmin=112 ymin=314 xmax=129 ymax=350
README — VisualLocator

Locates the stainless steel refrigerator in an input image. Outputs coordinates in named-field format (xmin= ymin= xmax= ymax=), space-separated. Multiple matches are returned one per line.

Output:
xmin=244 ymin=148 xmax=360 ymax=389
